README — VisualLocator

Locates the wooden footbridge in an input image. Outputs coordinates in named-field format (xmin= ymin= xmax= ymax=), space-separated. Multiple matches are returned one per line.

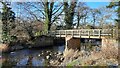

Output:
xmin=49 ymin=29 xmax=117 ymax=38
xmin=0 ymin=27 xmax=118 ymax=49
xmin=48 ymin=29 xmax=117 ymax=49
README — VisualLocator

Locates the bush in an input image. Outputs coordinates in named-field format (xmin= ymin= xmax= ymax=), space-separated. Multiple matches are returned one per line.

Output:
xmin=61 ymin=44 xmax=118 ymax=66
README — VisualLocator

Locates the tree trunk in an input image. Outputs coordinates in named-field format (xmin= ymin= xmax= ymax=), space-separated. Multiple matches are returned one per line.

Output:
xmin=44 ymin=2 xmax=54 ymax=32
xmin=64 ymin=2 xmax=76 ymax=29
xmin=76 ymin=12 xmax=80 ymax=28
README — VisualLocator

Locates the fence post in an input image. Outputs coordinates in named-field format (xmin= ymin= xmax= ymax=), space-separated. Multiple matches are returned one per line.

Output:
xmin=79 ymin=30 xmax=81 ymax=38
xmin=93 ymin=30 xmax=94 ymax=36
xmin=99 ymin=29 xmax=101 ymax=38
xmin=65 ymin=30 xmax=67 ymax=37
xmin=59 ymin=30 xmax=61 ymax=37
xmin=53 ymin=31 xmax=55 ymax=36
xmin=72 ymin=30 xmax=74 ymax=37
xmin=88 ymin=30 xmax=90 ymax=38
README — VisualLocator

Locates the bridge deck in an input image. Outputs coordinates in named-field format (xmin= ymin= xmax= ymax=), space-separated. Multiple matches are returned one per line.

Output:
xmin=49 ymin=29 xmax=116 ymax=39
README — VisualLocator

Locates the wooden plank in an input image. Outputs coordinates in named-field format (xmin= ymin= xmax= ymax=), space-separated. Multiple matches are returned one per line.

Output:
xmin=53 ymin=29 xmax=113 ymax=38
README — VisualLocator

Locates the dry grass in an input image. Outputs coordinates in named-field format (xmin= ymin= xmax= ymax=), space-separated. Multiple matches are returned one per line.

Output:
xmin=0 ymin=44 xmax=8 ymax=52
xmin=101 ymin=44 xmax=118 ymax=60
xmin=80 ymin=45 xmax=118 ymax=66
xmin=61 ymin=44 xmax=118 ymax=66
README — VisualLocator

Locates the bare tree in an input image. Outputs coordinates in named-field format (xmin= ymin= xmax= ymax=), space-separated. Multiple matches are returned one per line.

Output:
xmin=90 ymin=8 xmax=101 ymax=27
xmin=14 ymin=1 xmax=63 ymax=32
xmin=96 ymin=7 xmax=116 ymax=29
xmin=75 ymin=2 xmax=85 ymax=28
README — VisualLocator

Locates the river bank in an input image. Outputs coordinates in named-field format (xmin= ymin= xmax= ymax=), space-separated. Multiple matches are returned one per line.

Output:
xmin=0 ymin=35 xmax=119 ymax=67
xmin=1 ymin=44 xmax=118 ymax=67
xmin=0 ymin=35 xmax=65 ymax=52
xmin=55 ymin=45 xmax=118 ymax=66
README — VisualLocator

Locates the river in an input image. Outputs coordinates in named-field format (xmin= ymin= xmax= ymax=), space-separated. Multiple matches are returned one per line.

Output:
xmin=1 ymin=38 xmax=101 ymax=67
xmin=1 ymin=43 xmax=65 ymax=67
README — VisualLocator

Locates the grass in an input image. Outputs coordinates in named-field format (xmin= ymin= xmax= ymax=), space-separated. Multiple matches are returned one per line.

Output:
xmin=67 ymin=59 xmax=80 ymax=66
xmin=61 ymin=44 xmax=118 ymax=66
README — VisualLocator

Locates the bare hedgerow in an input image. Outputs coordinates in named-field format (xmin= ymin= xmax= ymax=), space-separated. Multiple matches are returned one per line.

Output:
xmin=101 ymin=44 xmax=118 ymax=60
xmin=61 ymin=44 xmax=118 ymax=66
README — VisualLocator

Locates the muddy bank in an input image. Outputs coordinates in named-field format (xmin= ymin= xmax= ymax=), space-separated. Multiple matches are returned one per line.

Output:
xmin=29 ymin=35 xmax=54 ymax=48
xmin=0 ymin=35 xmax=64 ymax=52
xmin=0 ymin=44 xmax=9 ymax=52
xmin=53 ymin=37 xmax=65 ymax=44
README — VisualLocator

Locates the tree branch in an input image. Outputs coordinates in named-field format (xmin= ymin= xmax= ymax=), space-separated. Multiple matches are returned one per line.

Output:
xmin=52 ymin=10 xmax=63 ymax=23
xmin=52 ymin=4 xmax=63 ymax=15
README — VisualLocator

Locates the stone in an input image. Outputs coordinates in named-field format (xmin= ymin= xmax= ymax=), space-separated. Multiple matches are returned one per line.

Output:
xmin=58 ymin=57 xmax=64 ymax=62
xmin=38 ymin=54 xmax=40 ymax=57
xmin=49 ymin=53 xmax=52 ymax=56
xmin=50 ymin=60 xmax=54 ymax=64
xmin=46 ymin=55 xmax=50 ymax=59
xmin=41 ymin=52 xmax=44 ymax=55
xmin=57 ymin=51 xmax=62 ymax=55
xmin=46 ymin=51 xmax=49 ymax=53
xmin=54 ymin=52 xmax=57 ymax=54
xmin=10 ymin=52 xmax=15 ymax=55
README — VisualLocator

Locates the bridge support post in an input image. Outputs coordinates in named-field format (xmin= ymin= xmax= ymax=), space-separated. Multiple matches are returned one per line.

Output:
xmin=101 ymin=38 xmax=118 ymax=50
xmin=65 ymin=35 xmax=81 ymax=50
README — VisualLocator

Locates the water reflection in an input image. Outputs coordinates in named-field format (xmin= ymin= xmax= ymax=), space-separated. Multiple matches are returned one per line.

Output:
xmin=80 ymin=38 xmax=101 ymax=51
xmin=2 ymin=44 xmax=65 ymax=67
xmin=17 ymin=57 xmax=28 ymax=66
xmin=32 ymin=57 xmax=44 ymax=66
xmin=1 ymin=39 xmax=102 ymax=67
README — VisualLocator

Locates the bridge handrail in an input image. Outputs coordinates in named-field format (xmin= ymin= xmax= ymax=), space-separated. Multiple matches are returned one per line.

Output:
xmin=49 ymin=29 xmax=117 ymax=38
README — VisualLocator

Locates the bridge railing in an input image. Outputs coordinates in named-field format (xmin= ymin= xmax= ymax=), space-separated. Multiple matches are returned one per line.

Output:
xmin=49 ymin=29 xmax=116 ymax=38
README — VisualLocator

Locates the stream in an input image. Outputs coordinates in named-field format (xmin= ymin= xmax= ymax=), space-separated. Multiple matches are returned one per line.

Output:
xmin=1 ymin=43 xmax=65 ymax=67
xmin=1 ymin=38 xmax=102 ymax=67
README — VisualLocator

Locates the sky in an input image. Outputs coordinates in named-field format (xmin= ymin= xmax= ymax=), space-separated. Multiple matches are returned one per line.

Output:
xmin=0 ymin=2 xmax=110 ymax=12
xmin=86 ymin=2 xmax=109 ymax=8
xmin=0 ymin=2 xmax=116 ymax=26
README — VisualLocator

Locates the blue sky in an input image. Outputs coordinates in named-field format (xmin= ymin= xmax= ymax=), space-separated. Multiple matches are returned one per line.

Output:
xmin=0 ymin=2 xmax=110 ymax=12
xmin=86 ymin=2 xmax=109 ymax=8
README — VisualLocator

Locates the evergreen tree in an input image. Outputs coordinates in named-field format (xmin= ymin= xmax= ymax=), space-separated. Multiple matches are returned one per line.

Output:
xmin=107 ymin=1 xmax=120 ymax=38
xmin=107 ymin=2 xmax=120 ymax=28
xmin=64 ymin=2 xmax=77 ymax=29
xmin=1 ymin=2 xmax=15 ymax=44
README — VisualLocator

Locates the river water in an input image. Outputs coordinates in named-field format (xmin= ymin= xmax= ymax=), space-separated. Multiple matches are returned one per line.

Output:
xmin=1 ymin=43 xmax=65 ymax=67
xmin=1 ymin=38 xmax=101 ymax=67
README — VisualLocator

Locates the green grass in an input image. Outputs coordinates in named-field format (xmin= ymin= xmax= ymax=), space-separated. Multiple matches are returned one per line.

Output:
xmin=66 ymin=59 xmax=80 ymax=68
